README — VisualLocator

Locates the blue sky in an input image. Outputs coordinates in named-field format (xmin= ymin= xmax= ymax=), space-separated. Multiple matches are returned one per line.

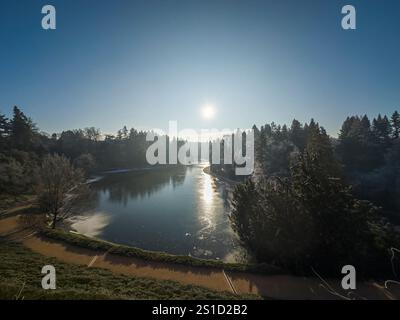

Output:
xmin=0 ymin=0 xmax=399 ymax=136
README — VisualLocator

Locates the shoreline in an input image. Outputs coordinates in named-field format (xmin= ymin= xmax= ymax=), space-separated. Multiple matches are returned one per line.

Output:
xmin=38 ymin=225 xmax=278 ymax=274
xmin=73 ymin=164 xmax=249 ymax=267
xmin=203 ymin=166 xmax=242 ymax=185
xmin=2 ymin=214 xmax=398 ymax=299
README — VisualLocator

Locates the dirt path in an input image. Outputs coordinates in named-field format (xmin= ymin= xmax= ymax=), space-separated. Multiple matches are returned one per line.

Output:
xmin=1 ymin=215 xmax=399 ymax=299
xmin=22 ymin=235 xmax=231 ymax=293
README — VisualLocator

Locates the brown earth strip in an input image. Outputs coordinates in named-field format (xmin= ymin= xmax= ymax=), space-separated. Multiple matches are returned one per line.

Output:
xmin=1 ymin=214 xmax=400 ymax=299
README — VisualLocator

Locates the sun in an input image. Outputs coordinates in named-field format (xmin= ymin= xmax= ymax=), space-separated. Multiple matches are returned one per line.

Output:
xmin=201 ymin=104 xmax=216 ymax=119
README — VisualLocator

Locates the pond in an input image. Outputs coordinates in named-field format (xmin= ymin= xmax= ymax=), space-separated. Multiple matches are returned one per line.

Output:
xmin=68 ymin=164 xmax=248 ymax=262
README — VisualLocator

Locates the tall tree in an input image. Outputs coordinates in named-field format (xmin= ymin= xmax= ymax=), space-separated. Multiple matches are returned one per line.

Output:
xmin=37 ymin=154 xmax=87 ymax=228
xmin=373 ymin=114 xmax=392 ymax=144
xmin=338 ymin=115 xmax=383 ymax=172
xmin=231 ymin=124 xmax=395 ymax=275
xmin=391 ymin=111 xmax=400 ymax=139
xmin=84 ymin=127 xmax=100 ymax=142
xmin=10 ymin=106 xmax=36 ymax=150
xmin=0 ymin=112 xmax=10 ymax=148
xmin=290 ymin=119 xmax=306 ymax=151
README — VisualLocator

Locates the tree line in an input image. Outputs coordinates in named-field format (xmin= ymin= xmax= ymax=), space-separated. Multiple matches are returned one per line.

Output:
xmin=1 ymin=105 xmax=400 ymax=275
xmin=0 ymin=106 xmax=158 ymax=226
xmin=0 ymin=106 xmax=153 ymax=197
xmin=230 ymin=111 xmax=400 ymax=277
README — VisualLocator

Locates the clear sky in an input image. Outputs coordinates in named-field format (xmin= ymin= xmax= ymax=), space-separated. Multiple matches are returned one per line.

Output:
xmin=0 ymin=0 xmax=399 ymax=136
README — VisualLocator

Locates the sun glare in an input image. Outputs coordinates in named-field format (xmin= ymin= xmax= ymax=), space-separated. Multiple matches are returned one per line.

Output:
xmin=201 ymin=104 xmax=216 ymax=119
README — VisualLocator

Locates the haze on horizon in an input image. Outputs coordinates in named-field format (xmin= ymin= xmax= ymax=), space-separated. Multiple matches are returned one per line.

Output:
xmin=1 ymin=0 xmax=399 ymax=137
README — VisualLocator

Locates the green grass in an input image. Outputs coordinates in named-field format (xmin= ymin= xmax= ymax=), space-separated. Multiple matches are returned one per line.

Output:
xmin=0 ymin=194 xmax=34 ymax=212
xmin=39 ymin=227 xmax=281 ymax=274
xmin=0 ymin=239 xmax=260 ymax=300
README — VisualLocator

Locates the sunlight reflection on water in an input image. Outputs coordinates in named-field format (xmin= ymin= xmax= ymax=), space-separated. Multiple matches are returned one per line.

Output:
xmin=196 ymin=170 xmax=222 ymax=238
xmin=68 ymin=165 xmax=250 ymax=262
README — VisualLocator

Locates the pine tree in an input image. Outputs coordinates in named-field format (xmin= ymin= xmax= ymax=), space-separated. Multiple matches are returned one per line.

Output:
xmin=305 ymin=121 xmax=341 ymax=177
xmin=257 ymin=126 xmax=268 ymax=173
xmin=0 ymin=112 xmax=10 ymax=148
xmin=10 ymin=106 xmax=36 ymax=150
xmin=231 ymin=121 xmax=393 ymax=275
xmin=373 ymin=114 xmax=392 ymax=143
xmin=230 ymin=179 xmax=258 ymax=244
xmin=0 ymin=112 xmax=9 ymax=135
xmin=391 ymin=111 xmax=400 ymax=139
xmin=290 ymin=119 xmax=306 ymax=151
xmin=359 ymin=115 xmax=372 ymax=140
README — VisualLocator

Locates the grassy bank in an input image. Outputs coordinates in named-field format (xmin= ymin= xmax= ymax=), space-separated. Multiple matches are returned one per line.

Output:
xmin=0 ymin=195 xmax=35 ymax=213
xmin=39 ymin=227 xmax=281 ymax=274
xmin=0 ymin=239 xmax=259 ymax=300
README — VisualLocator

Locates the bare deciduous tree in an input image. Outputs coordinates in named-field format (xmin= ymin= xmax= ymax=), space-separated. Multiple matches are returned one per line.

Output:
xmin=37 ymin=154 xmax=88 ymax=229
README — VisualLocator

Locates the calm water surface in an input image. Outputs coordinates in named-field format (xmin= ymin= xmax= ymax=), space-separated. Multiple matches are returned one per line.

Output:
xmin=70 ymin=165 xmax=248 ymax=262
